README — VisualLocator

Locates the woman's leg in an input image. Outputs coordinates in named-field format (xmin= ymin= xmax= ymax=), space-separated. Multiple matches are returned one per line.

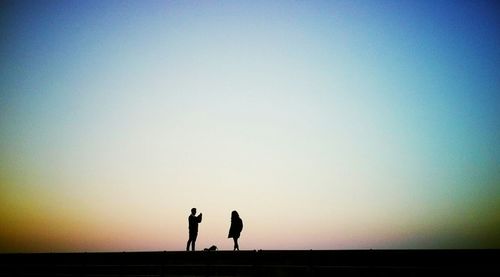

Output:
xmin=233 ymin=237 xmax=239 ymax=251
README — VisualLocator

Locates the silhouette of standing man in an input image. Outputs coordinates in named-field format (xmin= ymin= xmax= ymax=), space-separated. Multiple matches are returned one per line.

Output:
xmin=228 ymin=210 xmax=243 ymax=251
xmin=186 ymin=208 xmax=202 ymax=251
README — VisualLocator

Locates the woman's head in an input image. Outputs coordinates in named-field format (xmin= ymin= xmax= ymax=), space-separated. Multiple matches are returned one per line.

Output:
xmin=231 ymin=210 xmax=239 ymax=219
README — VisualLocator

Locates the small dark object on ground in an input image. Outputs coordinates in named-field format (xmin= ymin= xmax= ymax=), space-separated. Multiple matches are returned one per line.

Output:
xmin=204 ymin=245 xmax=218 ymax=251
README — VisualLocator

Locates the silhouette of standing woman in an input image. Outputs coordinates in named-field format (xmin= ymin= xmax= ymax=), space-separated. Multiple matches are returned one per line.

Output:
xmin=228 ymin=210 xmax=243 ymax=251
xmin=186 ymin=208 xmax=202 ymax=251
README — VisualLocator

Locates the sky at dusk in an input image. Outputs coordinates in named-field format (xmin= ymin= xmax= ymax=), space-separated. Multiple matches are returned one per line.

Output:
xmin=1 ymin=0 xmax=499 ymax=252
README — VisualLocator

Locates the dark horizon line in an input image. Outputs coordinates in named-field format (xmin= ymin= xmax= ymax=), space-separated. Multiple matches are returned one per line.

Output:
xmin=2 ymin=248 xmax=499 ymax=255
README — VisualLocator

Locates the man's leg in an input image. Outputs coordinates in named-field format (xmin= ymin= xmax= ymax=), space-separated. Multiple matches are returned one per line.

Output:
xmin=191 ymin=233 xmax=198 ymax=251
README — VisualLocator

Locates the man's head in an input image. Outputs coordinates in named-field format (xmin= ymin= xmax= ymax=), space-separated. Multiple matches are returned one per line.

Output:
xmin=191 ymin=208 xmax=196 ymax=215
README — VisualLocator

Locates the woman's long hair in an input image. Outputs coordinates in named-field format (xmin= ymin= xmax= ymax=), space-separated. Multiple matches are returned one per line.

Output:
xmin=231 ymin=210 xmax=239 ymax=221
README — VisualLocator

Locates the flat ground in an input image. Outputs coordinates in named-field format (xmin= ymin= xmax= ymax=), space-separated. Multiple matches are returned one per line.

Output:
xmin=1 ymin=249 xmax=498 ymax=276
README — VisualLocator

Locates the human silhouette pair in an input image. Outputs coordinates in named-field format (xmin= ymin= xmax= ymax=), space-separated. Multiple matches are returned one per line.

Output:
xmin=186 ymin=208 xmax=243 ymax=251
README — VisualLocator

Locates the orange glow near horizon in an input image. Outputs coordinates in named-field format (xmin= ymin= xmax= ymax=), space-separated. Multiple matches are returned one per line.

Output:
xmin=1 ymin=1 xmax=499 ymax=252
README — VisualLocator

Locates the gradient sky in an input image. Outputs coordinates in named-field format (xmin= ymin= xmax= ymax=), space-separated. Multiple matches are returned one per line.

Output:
xmin=1 ymin=0 xmax=499 ymax=252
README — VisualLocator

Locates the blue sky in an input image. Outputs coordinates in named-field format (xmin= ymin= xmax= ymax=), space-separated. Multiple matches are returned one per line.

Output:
xmin=1 ymin=0 xmax=499 ymax=252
